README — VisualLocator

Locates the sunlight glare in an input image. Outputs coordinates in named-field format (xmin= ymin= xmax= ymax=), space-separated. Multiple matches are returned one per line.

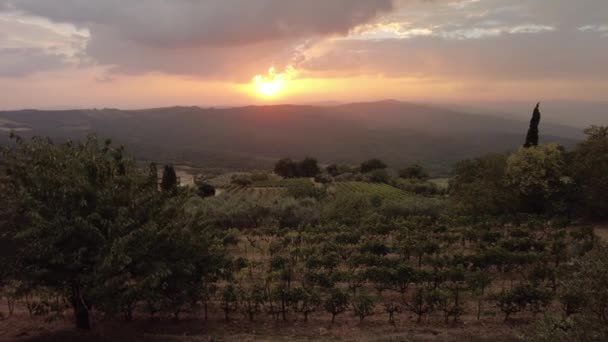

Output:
xmin=252 ymin=66 xmax=296 ymax=98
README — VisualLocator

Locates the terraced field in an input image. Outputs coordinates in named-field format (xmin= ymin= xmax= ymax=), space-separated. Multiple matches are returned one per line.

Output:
xmin=219 ymin=184 xmax=286 ymax=197
xmin=217 ymin=178 xmax=313 ymax=197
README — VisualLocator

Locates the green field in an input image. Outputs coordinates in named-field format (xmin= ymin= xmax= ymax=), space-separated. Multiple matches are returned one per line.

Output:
xmin=332 ymin=181 xmax=413 ymax=202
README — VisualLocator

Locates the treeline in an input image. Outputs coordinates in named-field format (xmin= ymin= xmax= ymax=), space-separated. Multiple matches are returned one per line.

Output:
xmin=273 ymin=156 xmax=437 ymax=196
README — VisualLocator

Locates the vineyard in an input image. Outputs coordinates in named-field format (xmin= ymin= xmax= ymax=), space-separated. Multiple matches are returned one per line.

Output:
xmin=209 ymin=216 xmax=604 ymax=340
xmin=219 ymin=185 xmax=287 ymax=197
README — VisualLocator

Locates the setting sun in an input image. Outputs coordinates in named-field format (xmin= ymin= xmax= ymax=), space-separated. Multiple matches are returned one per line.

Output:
xmin=252 ymin=66 xmax=296 ymax=98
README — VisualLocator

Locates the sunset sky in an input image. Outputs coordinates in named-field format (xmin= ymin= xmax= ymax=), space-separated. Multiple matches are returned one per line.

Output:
xmin=0 ymin=0 xmax=607 ymax=109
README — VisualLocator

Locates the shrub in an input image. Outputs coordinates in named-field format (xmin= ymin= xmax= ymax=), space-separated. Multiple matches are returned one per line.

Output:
xmin=231 ymin=173 xmax=253 ymax=186
xmin=360 ymin=159 xmax=387 ymax=173
xmin=399 ymin=164 xmax=429 ymax=180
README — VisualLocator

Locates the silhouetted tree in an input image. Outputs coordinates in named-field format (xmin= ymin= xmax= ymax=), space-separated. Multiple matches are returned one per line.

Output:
xmin=274 ymin=158 xmax=299 ymax=178
xmin=360 ymin=158 xmax=387 ymax=173
xmin=298 ymin=157 xmax=320 ymax=177
xmin=161 ymin=164 xmax=178 ymax=193
xmin=524 ymin=103 xmax=541 ymax=148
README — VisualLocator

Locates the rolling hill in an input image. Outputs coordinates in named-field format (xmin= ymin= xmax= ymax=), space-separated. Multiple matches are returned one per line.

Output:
xmin=0 ymin=100 xmax=583 ymax=174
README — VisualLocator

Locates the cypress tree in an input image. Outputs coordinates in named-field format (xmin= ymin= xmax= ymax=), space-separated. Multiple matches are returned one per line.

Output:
xmin=161 ymin=164 xmax=178 ymax=193
xmin=524 ymin=103 xmax=541 ymax=148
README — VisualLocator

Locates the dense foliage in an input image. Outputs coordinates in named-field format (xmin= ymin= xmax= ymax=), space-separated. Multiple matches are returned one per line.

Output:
xmin=0 ymin=136 xmax=226 ymax=328
xmin=274 ymin=158 xmax=320 ymax=178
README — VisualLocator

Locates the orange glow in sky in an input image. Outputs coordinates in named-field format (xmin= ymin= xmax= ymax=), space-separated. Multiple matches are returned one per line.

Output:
xmin=252 ymin=66 xmax=297 ymax=98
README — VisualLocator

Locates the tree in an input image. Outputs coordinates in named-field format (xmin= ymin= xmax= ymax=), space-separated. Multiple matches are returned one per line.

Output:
xmin=324 ymin=288 xmax=350 ymax=323
xmin=572 ymin=126 xmax=608 ymax=219
xmin=495 ymin=284 xmax=552 ymax=321
xmin=352 ymin=293 xmax=376 ymax=322
xmin=1 ymin=135 xmax=226 ymax=329
xmin=506 ymin=144 xmax=568 ymax=214
xmin=1 ymin=136 xmax=149 ymax=328
xmin=524 ymin=102 xmax=541 ymax=148
xmin=291 ymin=287 xmax=321 ymax=322
xmin=161 ymin=164 xmax=178 ymax=193
xmin=299 ymin=157 xmax=320 ymax=177
xmin=196 ymin=181 xmax=216 ymax=198
xmin=360 ymin=158 xmax=387 ymax=173
xmin=406 ymin=287 xmax=436 ymax=323
xmin=449 ymin=154 xmax=515 ymax=216
xmin=274 ymin=158 xmax=299 ymax=178
xmin=399 ymin=164 xmax=429 ymax=180
xmin=238 ymin=283 xmax=265 ymax=321
xmin=221 ymin=284 xmax=239 ymax=321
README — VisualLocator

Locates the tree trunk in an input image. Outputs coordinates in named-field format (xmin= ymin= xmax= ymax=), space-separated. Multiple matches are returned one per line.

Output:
xmin=71 ymin=285 xmax=90 ymax=329
xmin=7 ymin=297 xmax=15 ymax=316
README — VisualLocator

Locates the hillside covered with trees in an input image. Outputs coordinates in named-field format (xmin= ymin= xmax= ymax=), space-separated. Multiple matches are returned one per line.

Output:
xmin=0 ymin=101 xmax=584 ymax=174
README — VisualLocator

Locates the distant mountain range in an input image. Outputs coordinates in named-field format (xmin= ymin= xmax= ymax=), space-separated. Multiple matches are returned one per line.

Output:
xmin=0 ymin=100 xmax=584 ymax=174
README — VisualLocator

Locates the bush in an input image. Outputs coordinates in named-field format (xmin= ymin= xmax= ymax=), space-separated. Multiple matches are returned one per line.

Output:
xmin=368 ymin=169 xmax=390 ymax=183
xmin=231 ymin=173 xmax=252 ymax=186
xmin=251 ymin=172 xmax=270 ymax=182
xmin=360 ymin=159 xmax=387 ymax=173
xmin=196 ymin=181 xmax=216 ymax=198
xmin=314 ymin=173 xmax=333 ymax=184
xmin=394 ymin=179 xmax=439 ymax=195
xmin=399 ymin=164 xmax=429 ymax=180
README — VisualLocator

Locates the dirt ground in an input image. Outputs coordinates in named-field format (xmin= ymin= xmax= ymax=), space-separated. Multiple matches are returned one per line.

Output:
xmin=0 ymin=302 xmax=525 ymax=342
xmin=593 ymin=223 xmax=608 ymax=242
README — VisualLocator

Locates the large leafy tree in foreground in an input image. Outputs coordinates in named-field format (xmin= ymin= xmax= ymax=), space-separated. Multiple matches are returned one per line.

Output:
xmin=0 ymin=135 xmax=224 ymax=329
xmin=1 ymin=136 xmax=143 ymax=328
